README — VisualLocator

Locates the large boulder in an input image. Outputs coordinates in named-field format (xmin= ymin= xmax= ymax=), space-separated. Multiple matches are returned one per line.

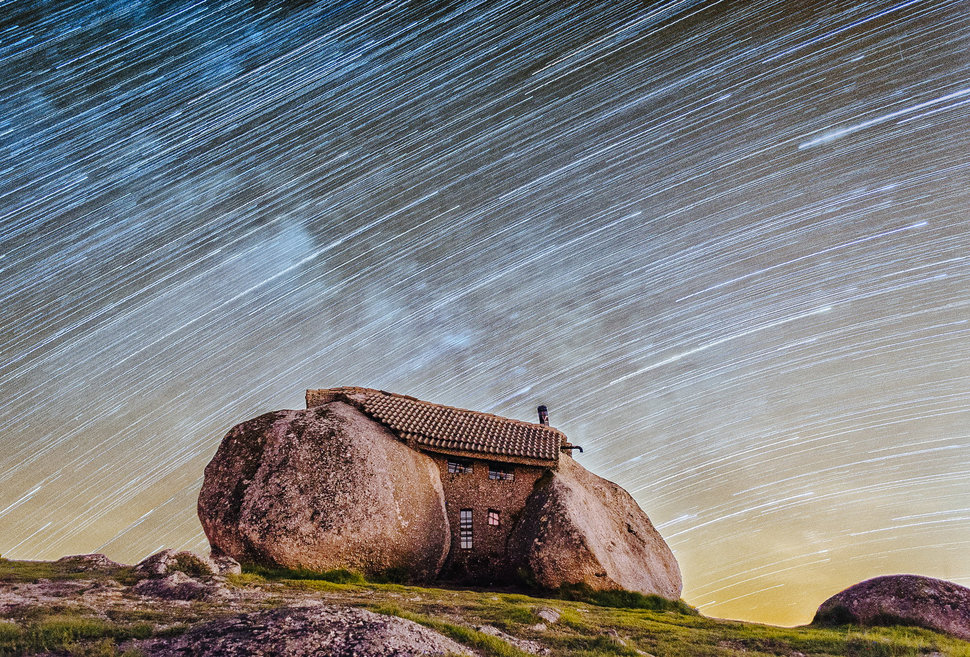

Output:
xmin=813 ymin=574 xmax=970 ymax=640
xmin=131 ymin=604 xmax=471 ymax=656
xmin=508 ymin=455 xmax=682 ymax=599
xmin=198 ymin=402 xmax=450 ymax=581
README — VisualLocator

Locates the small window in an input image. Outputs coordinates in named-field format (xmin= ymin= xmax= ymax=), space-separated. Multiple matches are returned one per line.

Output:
xmin=459 ymin=509 xmax=473 ymax=549
xmin=447 ymin=459 xmax=473 ymax=474
xmin=488 ymin=464 xmax=514 ymax=481
xmin=487 ymin=509 xmax=500 ymax=526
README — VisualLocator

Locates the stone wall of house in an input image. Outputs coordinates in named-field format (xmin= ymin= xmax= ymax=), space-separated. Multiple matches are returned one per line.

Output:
xmin=428 ymin=453 xmax=545 ymax=584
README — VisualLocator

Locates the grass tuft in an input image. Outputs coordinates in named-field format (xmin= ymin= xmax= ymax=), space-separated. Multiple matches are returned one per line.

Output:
xmin=241 ymin=564 xmax=365 ymax=584
xmin=555 ymin=632 xmax=642 ymax=656
xmin=555 ymin=582 xmax=698 ymax=614
xmin=0 ymin=621 xmax=20 ymax=642
xmin=371 ymin=604 xmax=532 ymax=657
xmin=168 ymin=553 xmax=212 ymax=578
xmin=64 ymin=637 xmax=144 ymax=656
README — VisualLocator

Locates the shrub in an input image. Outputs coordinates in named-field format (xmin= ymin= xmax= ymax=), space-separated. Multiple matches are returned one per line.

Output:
xmin=168 ymin=553 xmax=212 ymax=578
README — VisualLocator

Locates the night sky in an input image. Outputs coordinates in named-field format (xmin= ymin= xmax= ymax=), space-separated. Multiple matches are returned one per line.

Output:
xmin=2 ymin=0 xmax=969 ymax=626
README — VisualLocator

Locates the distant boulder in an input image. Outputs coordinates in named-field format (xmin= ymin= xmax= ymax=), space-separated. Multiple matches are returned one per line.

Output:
xmin=814 ymin=574 xmax=970 ymax=640
xmin=507 ymin=455 xmax=682 ymax=599
xmin=198 ymin=403 xmax=450 ymax=581
xmin=56 ymin=553 xmax=123 ymax=572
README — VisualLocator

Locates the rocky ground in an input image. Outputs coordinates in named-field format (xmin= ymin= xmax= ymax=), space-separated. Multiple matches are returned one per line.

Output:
xmin=2 ymin=553 xmax=969 ymax=657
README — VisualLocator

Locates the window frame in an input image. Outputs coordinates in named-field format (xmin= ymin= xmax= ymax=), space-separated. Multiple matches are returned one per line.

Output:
xmin=488 ymin=464 xmax=514 ymax=481
xmin=487 ymin=509 xmax=500 ymax=526
xmin=459 ymin=508 xmax=473 ymax=549
xmin=447 ymin=459 xmax=473 ymax=475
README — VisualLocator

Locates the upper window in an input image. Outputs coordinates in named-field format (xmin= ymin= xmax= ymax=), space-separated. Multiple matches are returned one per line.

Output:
xmin=459 ymin=508 xmax=473 ymax=549
xmin=488 ymin=464 xmax=514 ymax=481
xmin=487 ymin=509 xmax=500 ymax=526
xmin=447 ymin=459 xmax=473 ymax=474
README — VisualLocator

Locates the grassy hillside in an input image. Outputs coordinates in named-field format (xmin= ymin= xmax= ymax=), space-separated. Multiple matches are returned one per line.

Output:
xmin=1 ymin=558 xmax=968 ymax=656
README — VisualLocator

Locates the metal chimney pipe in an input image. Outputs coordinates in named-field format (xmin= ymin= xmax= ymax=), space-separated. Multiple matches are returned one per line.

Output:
xmin=537 ymin=405 xmax=549 ymax=426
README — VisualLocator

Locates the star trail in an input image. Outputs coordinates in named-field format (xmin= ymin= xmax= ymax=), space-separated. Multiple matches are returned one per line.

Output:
xmin=1 ymin=0 xmax=969 ymax=626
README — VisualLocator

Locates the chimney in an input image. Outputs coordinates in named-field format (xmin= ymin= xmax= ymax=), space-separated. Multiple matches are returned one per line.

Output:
xmin=537 ymin=405 xmax=549 ymax=426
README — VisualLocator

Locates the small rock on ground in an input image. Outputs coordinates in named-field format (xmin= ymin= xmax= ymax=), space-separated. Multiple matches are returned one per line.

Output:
xmin=533 ymin=606 xmax=561 ymax=624
xmin=474 ymin=624 xmax=548 ymax=655
xmin=132 ymin=572 xmax=225 ymax=601
xmin=208 ymin=552 xmax=242 ymax=576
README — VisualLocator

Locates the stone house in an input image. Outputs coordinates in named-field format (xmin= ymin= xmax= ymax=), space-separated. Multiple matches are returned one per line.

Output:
xmin=305 ymin=386 xmax=582 ymax=582
xmin=200 ymin=385 xmax=682 ymax=597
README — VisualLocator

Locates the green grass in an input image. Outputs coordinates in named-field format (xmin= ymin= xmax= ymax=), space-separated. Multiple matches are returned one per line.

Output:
xmin=240 ymin=564 xmax=366 ymax=584
xmin=0 ymin=613 xmax=153 ymax=657
xmin=0 ymin=623 xmax=18 ymax=643
xmin=0 ymin=556 xmax=137 ymax=586
xmin=0 ymin=558 xmax=78 ymax=584
xmin=555 ymin=581 xmax=699 ymax=614
xmin=372 ymin=603 xmax=533 ymax=657
xmin=3 ymin=558 xmax=970 ymax=656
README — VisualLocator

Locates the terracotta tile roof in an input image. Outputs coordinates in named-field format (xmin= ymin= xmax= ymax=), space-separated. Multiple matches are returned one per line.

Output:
xmin=362 ymin=392 xmax=563 ymax=463
xmin=308 ymin=387 xmax=564 ymax=464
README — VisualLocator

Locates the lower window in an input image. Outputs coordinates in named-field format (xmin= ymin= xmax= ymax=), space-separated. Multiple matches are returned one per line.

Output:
xmin=459 ymin=508 xmax=473 ymax=549
xmin=487 ymin=509 xmax=500 ymax=526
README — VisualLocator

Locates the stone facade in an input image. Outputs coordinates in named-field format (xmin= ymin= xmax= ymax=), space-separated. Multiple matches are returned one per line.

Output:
xmin=429 ymin=453 xmax=547 ymax=583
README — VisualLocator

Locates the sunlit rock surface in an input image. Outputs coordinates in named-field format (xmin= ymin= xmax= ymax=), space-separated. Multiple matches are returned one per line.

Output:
xmin=197 ymin=403 xmax=450 ymax=581
xmin=508 ymin=455 xmax=682 ymax=599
